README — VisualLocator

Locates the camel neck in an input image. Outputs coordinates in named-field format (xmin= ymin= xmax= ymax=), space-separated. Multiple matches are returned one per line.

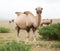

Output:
xmin=37 ymin=14 xmax=41 ymax=26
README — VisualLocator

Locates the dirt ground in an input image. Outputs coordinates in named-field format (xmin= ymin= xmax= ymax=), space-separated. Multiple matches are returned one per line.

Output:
xmin=0 ymin=19 xmax=60 ymax=51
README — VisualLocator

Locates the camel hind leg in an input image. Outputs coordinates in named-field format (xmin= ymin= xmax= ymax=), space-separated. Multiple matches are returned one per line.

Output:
xmin=15 ymin=25 xmax=20 ymax=42
xmin=15 ymin=26 xmax=20 ymax=37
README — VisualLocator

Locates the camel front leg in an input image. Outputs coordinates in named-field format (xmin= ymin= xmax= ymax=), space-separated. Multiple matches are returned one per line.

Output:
xmin=32 ymin=27 xmax=37 ymax=42
xmin=25 ymin=27 xmax=30 ymax=44
xmin=33 ymin=31 xmax=36 ymax=42
xmin=25 ymin=32 xmax=30 ymax=44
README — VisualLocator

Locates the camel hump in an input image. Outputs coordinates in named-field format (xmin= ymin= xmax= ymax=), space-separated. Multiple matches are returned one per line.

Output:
xmin=15 ymin=12 xmax=23 ymax=16
xmin=23 ymin=11 xmax=34 ymax=16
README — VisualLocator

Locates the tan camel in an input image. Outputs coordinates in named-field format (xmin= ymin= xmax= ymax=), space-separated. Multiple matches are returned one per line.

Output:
xmin=9 ymin=19 xmax=14 ymax=23
xmin=15 ymin=7 xmax=43 ymax=43
xmin=41 ymin=19 xmax=52 ymax=26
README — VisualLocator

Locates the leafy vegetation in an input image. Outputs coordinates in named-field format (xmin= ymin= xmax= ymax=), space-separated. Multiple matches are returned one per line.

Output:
xmin=0 ymin=41 xmax=31 ymax=51
xmin=38 ymin=23 xmax=60 ymax=40
xmin=0 ymin=27 xmax=10 ymax=33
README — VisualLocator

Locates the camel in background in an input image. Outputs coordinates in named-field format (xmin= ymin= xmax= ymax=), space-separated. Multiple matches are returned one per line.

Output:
xmin=9 ymin=19 xmax=14 ymax=23
xmin=14 ymin=7 xmax=43 ymax=43
xmin=41 ymin=19 xmax=52 ymax=26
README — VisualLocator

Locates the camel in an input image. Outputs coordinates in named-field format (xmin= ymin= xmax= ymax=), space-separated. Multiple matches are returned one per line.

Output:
xmin=12 ymin=19 xmax=14 ymax=22
xmin=9 ymin=19 xmax=14 ymax=23
xmin=41 ymin=19 xmax=52 ymax=26
xmin=14 ymin=7 xmax=43 ymax=43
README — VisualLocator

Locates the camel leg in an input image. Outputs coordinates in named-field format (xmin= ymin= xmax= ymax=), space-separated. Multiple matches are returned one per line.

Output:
xmin=16 ymin=26 xmax=20 ymax=37
xmin=25 ymin=27 xmax=30 ymax=43
xmin=15 ymin=26 xmax=20 ymax=42
xmin=32 ymin=27 xmax=36 ymax=42
xmin=15 ymin=25 xmax=20 ymax=37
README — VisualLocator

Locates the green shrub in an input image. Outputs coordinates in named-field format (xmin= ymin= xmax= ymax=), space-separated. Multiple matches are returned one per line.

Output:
xmin=0 ymin=41 xmax=30 ymax=51
xmin=0 ymin=27 xmax=10 ymax=33
xmin=38 ymin=23 xmax=60 ymax=40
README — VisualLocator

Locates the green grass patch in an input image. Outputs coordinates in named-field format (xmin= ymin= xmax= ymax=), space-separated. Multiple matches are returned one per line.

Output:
xmin=0 ymin=41 xmax=31 ymax=51
xmin=0 ymin=27 xmax=10 ymax=33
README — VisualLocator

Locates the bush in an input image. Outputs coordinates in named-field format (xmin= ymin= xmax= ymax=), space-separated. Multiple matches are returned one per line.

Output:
xmin=0 ymin=27 xmax=10 ymax=33
xmin=38 ymin=23 xmax=60 ymax=40
xmin=0 ymin=41 xmax=30 ymax=51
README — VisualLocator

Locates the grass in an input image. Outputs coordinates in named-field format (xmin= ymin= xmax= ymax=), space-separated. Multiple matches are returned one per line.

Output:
xmin=0 ymin=41 xmax=31 ymax=51
xmin=0 ymin=27 xmax=10 ymax=33
xmin=0 ymin=20 xmax=60 ymax=51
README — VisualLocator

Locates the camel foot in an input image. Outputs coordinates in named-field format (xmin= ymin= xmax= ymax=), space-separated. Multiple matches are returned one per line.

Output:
xmin=16 ymin=36 xmax=19 ymax=42
xmin=33 ymin=38 xmax=37 ymax=45
xmin=25 ymin=38 xmax=29 ymax=44
xmin=33 ymin=38 xmax=36 ymax=42
xmin=16 ymin=38 xmax=19 ymax=42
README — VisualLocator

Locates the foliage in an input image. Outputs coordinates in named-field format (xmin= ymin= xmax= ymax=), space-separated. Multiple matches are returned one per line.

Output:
xmin=0 ymin=27 xmax=10 ymax=33
xmin=38 ymin=23 xmax=60 ymax=40
xmin=0 ymin=41 xmax=30 ymax=51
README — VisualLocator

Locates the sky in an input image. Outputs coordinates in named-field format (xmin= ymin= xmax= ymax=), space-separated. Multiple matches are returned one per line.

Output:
xmin=0 ymin=0 xmax=60 ymax=20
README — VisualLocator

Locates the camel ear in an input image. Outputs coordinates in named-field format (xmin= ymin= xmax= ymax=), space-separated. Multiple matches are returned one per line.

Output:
xmin=35 ymin=8 xmax=37 ymax=10
xmin=41 ymin=8 xmax=43 ymax=10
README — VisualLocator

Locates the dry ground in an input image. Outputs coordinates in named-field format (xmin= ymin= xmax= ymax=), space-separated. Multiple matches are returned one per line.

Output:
xmin=0 ymin=19 xmax=60 ymax=51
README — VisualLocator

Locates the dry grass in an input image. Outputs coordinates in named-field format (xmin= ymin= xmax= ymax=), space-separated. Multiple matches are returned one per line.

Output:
xmin=0 ymin=19 xmax=60 ymax=51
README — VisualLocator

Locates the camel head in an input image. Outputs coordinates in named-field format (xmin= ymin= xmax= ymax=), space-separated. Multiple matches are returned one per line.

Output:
xmin=35 ymin=7 xmax=43 ymax=14
xmin=12 ymin=19 xmax=14 ymax=22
